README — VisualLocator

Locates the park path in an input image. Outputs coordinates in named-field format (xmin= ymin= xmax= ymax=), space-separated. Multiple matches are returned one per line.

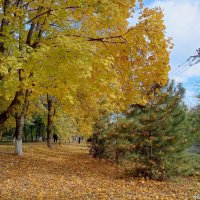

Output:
xmin=0 ymin=143 xmax=199 ymax=200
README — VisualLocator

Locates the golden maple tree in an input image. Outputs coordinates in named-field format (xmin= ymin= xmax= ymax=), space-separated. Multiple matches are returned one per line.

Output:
xmin=0 ymin=0 xmax=171 ymax=154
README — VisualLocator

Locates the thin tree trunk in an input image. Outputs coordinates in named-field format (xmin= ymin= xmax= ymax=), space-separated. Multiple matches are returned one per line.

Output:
xmin=148 ymin=90 xmax=155 ymax=179
xmin=30 ymin=125 xmax=34 ymax=142
xmin=46 ymin=93 xmax=55 ymax=148
xmin=24 ymin=125 xmax=27 ymax=142
xmin=0 ymin=132 xmax=3 ymax=142
xmin=115 ymin=112 xmax=119 ymax=164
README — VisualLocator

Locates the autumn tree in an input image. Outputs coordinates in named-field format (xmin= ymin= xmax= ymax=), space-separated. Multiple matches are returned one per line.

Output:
xmin=0 ymin=0 xmax=171 ymax=155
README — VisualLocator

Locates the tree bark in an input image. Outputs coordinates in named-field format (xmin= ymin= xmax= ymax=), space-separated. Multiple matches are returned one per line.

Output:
xmin=0 ymin=0 xmax=11 ymax=53
xmin=0 ymin=132 xmax=3 ymax=142
xmin=115 ymin=112 xmax=119 ymax=164
xmin=0 ymin=91 xmax=19 ymax=125
xmin=14 ymin=89 xmax=30 ymax=155
xmin=46 ymin=94 xmax=55 ymax=148
xmin=14 ymin=113 xmax=25 ymax=155
xmin=30 ymin=125 xmax=34 ymax=142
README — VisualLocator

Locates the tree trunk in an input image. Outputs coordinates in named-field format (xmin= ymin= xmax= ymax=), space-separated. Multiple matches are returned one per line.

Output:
xmin=0 ymin=91 xmax=19 ymax=125
xmin=14 ymin=113 xmax=25 ymax=155
xmin=0 ymin=132 xmax=3 ymax=142
xmin=14 ymin=89 xmax=30 ymax=155
xmin=115 ymin=112 xmax=119 ymax=164
xmin=0 ymin=0 xmax=11 ymax=53
xmin=46 ymin=94 xmax=55 ymax=148
xmin=30 ymin=126 xmax=34 ymax=142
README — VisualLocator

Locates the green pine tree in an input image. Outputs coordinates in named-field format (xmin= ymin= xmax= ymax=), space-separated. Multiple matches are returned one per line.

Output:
xmin=124 ymin=81 xmax=189 ymax=179
xmin=90 ymin=81 xmax=193 ymax=180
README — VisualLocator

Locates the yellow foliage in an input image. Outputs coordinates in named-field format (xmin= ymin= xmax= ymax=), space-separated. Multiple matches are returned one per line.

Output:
xmin=0 ymin=143 xmax=199 ymax=199
xmin=0 ymin=0 xmax=171 ymax=136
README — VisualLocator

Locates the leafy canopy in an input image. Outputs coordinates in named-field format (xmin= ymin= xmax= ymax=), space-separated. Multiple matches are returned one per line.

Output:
xmin=0 ymin=0 xmax=171 ymax=134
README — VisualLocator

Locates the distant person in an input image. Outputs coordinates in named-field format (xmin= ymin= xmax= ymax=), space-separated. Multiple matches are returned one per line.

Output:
xmin=53 ymin=133 xmax=58 ymax=143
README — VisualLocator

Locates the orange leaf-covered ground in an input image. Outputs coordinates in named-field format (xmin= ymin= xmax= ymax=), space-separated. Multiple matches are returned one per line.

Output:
xmin=0 ymin=143 xmax=199 ymax=200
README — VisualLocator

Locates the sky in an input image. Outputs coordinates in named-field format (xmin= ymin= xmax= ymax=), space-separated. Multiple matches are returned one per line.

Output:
xmin=135 ymin=0 xmax=200 ymax=107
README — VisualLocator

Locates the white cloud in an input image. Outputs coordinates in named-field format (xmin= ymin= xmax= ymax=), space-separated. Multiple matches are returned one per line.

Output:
xmin=150 ymin=0 xmax=200 ymax=83
xmin=129 ymin=0 xmax=200 ymax=106
xmin=174 ymin=63 xmax=200 ymax=83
